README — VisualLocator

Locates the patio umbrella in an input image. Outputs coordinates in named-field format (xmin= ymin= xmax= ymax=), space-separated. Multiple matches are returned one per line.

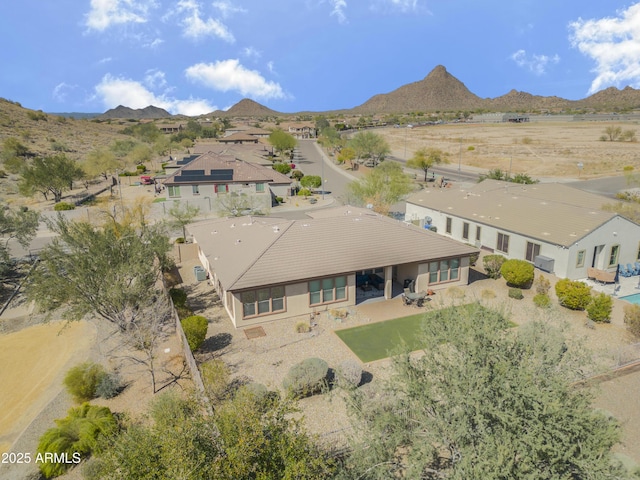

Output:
xmin=614 ymin=264 xmax=620 ymax=284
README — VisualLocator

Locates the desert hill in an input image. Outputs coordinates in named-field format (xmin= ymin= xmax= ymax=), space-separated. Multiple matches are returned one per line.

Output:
xmin=99 ymin=105 xmax=172 ymax=120
xmin=211 ymin=98 xmax=281 ymax=118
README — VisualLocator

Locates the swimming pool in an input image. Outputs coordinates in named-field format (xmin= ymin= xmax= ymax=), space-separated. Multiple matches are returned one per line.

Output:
xmin=620 ymin=293 xmax=640 ymax=305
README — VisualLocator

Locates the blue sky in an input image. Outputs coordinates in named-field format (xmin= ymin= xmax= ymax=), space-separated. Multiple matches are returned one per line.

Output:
xmin=1 ymin=1 xmax=640 ymax=115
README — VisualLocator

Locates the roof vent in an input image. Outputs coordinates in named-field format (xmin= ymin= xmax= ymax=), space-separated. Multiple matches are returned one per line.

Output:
xmin=235 ymin=239 xmax=242 ymax=245
xmin=273 ymin=226 xmax=280 ymax=233
xmin=230 ymin=223 xmax=236 ymax=228
xmin=302 ymin=223 xmax=310 ymax=227
xmin=211 ymin=230 xmax=218 ymax=234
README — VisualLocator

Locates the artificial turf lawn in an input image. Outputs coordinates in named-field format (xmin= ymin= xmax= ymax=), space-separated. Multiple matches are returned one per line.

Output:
xmin=335 ymin=304 xmax=510 ymax=363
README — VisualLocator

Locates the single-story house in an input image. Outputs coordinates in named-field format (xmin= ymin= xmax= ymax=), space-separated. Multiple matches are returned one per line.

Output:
xmin=163 ymin=152 xmax=292 ymax=210
xmin=405 ymin=179 xmax=640 ymax=280
xmin=218 ymin=132 xmax=260 ymax=144
xmin=188 ymin=206 xmax=478 ymax=327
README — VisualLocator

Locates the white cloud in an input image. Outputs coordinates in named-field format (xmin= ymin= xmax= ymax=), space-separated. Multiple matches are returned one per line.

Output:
xmin=174 ymin=0 xmax=234 ymax=42
xmin=330 ymin=0 xmax=347 ymax=23
xmin=511 ymin=49 xmax=560 ymax=75
xmin=384 ymin=0 xmax=419 ymax=12
xmin=94 ymin=73 xmax=216 ymax=115
xmin=144 ymin=69 xmax=167 ymax=89
xmin=185 ymin=59 xmax=285 ymax=99
xmin=84 ymin=0 xmax=156 ymax=32
xmin=97 ymin=57 xmax=113 ymax=65
xmin=242 ymin=46 xmax=261 ymax=59
xmin=52 ymin=82 xmax=78 ymax=102
xmin=267 ymin=61 xmax=276 ymax=74
xmin=212 ymin=1 xmax=247 ymax=19
xmin=569 ymin=4 xmax=640 ymax=94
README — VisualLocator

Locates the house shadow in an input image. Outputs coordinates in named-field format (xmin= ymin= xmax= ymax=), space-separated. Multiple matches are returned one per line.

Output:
xmin=468 ymin=267 xmax=488 ymax=284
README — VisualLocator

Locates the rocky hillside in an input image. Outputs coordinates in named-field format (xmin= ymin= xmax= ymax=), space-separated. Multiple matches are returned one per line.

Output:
xmin=212 ymin=98 xmax=281 ymax=117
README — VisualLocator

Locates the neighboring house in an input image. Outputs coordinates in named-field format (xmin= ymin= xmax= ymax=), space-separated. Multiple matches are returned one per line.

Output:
xmin=163 ymin=152 xmax=292 ymax=211
xmin=218 ymin=132 xmax=260 ymax=144
xmin=158 ymin=123 xmax=184 ymax=133
xmin=405 ymin=179 xmax=640 ymax=279
xmin=188 ymin=206 xmax=478 ymax=327
xmin=284 ymin=123 xmax=316 ymax=139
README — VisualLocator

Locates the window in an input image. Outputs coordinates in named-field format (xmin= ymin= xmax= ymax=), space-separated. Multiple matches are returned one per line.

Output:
xmin=241 ymin=286 xmax=285 ymax=318
xmin=428 ymin=258 xmax=460 ymax=284
xmin=215 ymin=184 xmax=228 ymax=194
xmin=525 ymin=242 xmax=541 ymax=262
xmin=576 ymin=249 xmax=586 ymax=268
xmin=446 ymin=217 xmax=452 ymax=234
xmin=167 ymin=185 xmax=180 ymax=197
xmin=309 ymin=276 xmax=346 ymax=306
xmin=256 ymin=183 xmax=265 ymax=193
xmin=609 ymin=245 xmax=620 ymax=267
xmin=497 ymin=232 xmax=509 ymax=254
xmin=476 ymin=226 xmax=481 ymax=242
xmin=192 ymin=185 xmax=200 ymax=195
xmin=462 ymin=222 xmax=469 ymax=240
xmin=637 ymin=242 xmax=640 ymax=261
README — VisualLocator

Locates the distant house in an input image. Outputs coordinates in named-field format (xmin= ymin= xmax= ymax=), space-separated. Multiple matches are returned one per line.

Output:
xmin=284 ymin=123 xmax=316 ymax=139
xmin=405 ymin=179 xmax=640 ymax=279
xmin=158 ymin=123 xmax=184 ymax=133
xmin=163 ymin=152 xmax=292 ymax=211
xmin=188 ymin=206 xmax=478 ymax=327
xmin=218 ymin=132 xmax=260 ymax=144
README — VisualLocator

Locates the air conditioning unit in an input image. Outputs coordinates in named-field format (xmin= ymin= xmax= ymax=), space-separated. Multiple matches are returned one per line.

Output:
xmin=534 ymin=255 xmax=554 ymax=273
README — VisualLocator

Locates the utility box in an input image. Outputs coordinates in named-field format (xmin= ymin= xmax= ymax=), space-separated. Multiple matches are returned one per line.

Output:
xmin=193 ymin=265 xmax=207 ymax=282
xmin=534 ymin=255 xmax=555 ymax=273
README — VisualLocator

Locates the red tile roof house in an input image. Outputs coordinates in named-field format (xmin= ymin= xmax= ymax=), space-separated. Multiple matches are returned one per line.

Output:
xmin=187 ymin=206 xmax=478 ymax=327
xmin=163 ymin=152 xmax=293 ymax=212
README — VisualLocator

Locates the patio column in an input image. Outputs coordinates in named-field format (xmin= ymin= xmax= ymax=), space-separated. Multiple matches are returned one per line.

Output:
xmin=384 ymin=265 xmax=393 ymax=299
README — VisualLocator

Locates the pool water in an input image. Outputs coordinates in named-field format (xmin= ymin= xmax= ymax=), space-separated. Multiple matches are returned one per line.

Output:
xmin=620 ymin=293 xmax=640 ymax=305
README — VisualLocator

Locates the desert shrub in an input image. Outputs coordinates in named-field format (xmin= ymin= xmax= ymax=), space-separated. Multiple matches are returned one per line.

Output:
xmin=534 ymin=274 xmax=551 ymax=295
xmin=175 ymin=305 xmax=193 ymax=320
xmin=63 ymin=362 xmax=107 ymax=403
xmin=273 ymin=162 xmax=291 ymax=175
xmin=481 ymin=289 xmax=496 ymax=299
xmin=37 ymin=403 xmax=116 ymax=479
xmin=335 ymin=360 xmax=363 ymax=389
xmin=180 ymin=315 xmax=208 ymax=351
xmin=297 ymin=187 xmax=312 ymax=197
xmin=136 ymin=164 xmax=147 ymax=173
xmin=467 ymin=146 xmax=475 ymax=151
xmin=300 ymin=175 xmax=322 ymax=189
xmin=508 ymin=287 xmax=524 ymax=300
xmin=295 ymin=321 xmax=310 ymax=333
xmin=447 ymin=286 xmax=465 ymax=299
xmin=468 ymin=251 xmax=479 ymax=266
xmin=623 ymin=304 xmax=640 ymax=337
xmin=241 ymin=382 xmax=271 ymax=403
xmin=282 ymin=357 xmax=328 ymax=397
xmin=586 ymin=293 xmax=613 ymax=323
xmin=54 ymin=201 xmax=75 ymax=211
xmin=483 ymin=254 xmax=506 ymax=279
xmin=500 ymin=259 xmax=534 ymax=288
xmin=201 ymin=358 xmax=230 ymax=403
xmin=175 ymin=237 xmax=185 ymax=244
xmin=275 ymin=196 xmax=283 ymax=203
xmin=95 ymin=372 xmax=124 ymax=399
xmin=555 ymin=278 xmax=591 ymax=310
xmin=169 ymin=287 xmax=187 ymax=308
xmin=533 ymin=293 xmax=551 ymax=308
xmin=0 ymin=169 xmax=6 ymax=178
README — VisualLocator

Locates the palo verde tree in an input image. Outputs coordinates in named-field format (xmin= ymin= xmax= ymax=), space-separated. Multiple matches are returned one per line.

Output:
xmin=25 ymin=211 xmax=172 ymax=333
xmin=406 ymin=147 xmax=446 ymax=181
xmin=347 ymin=131 xmax=390 ymax=167
xmin=268 ymin=129 xmax=297 ymax=157
xmin=166 ymin=201 xmax=200 ymax=240
xmin=19 ymin=154 xmax=84 ymax=203
xmin=0 ymin=206 xmax=39 ymax=288
xmin=346 ymin=161 xmax=413 ymax=214
xmin=342 ymin=303 xmax=624 ymax=479
xmin=83 ymin=147 xmax=121 ymax=181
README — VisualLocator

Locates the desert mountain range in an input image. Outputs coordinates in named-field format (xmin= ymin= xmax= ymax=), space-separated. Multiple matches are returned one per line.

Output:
xmin=99 ymin=65 xmax=640 ymax=119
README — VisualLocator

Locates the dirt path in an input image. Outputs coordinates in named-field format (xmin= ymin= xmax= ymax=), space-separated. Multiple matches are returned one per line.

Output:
xmin=0 ymin=320 xmax=96 ymax=455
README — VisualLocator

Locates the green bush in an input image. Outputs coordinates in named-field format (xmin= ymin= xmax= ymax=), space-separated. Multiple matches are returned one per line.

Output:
xmin=555 ymin=278 xmax=591 ymax=310
xmin=37 ymin=403 xmax=116 ymax=479
xmin=624 ymin=304 xmax=640 ymax=338
xmin=54 ymin=201 xmax=75 ymax=211
xmin=63 ymin=362 xmax=107 ymax=402
xmin=200 ymin=358 xmax=229 ymax=403
xmin=586 ymin=293 xmax=613 ymax=323
xmin=300 ymin=175 xmax=322 ymax=189
xmin=181 ymin=315 xmax=208 ymax=351
xmin=175 ymin=237 xmax=185 ymax=244
xmin=533 ymin=293 xmax=551 ymax=308
xmin=169 ymin=287 xmax=187 ymax=308
xmin=176 ymin=305 xmax=194 ymax=320
xmin=275 ymin=196 xmax=283 ymax=203
xmin=95 ymin=372 xmax=124 ymax=399
xmin=273 ymin=162 xmax=292 ymax=175
xmin=508 ymin=287 xmax=524 ymax=300
xmin=534 ymin=275 xmax=551 ymax=295
xmin=282 ymin=357 xmax=328 ymax=398
xmin=500 ymin=259 xmax=534 ymax=288
xmin=297 ymin=188 xmax=312 ymax=197
xmin=483 ymin=254 xmax=506 ymax=279
xmin=242 ymin=382 xmax=270 ymax=402
xmin=335 ymin=360 xmax=362 ymax=389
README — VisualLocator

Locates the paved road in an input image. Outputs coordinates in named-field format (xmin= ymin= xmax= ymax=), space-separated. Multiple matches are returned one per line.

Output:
xmin=567 ymin=175 xmax=635 ymax=199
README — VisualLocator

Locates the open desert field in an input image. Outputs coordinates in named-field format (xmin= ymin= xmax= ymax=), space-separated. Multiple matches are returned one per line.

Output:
xmin=0 ymin=321 xmax=96 ymax=456
xmin=380 ymin=121 xmax=640 ymax=179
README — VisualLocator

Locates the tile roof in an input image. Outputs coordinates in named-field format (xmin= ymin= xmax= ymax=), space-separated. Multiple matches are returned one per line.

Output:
xmin=406 ymin=179 xmax=620 ymax=246
xmin=188 ymin=206 xmax=478 ymax=291
xmin=164 ymin=151 xmax=291 ymax=186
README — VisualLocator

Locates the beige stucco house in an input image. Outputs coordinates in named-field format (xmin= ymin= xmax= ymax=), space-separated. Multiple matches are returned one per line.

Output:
xmin=188 ymin=206 xmax=478 ymax=327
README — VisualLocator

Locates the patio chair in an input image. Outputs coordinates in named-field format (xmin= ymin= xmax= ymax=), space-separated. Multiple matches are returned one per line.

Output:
xmin=619 ymin=264 xmax=631 ymax=277
xmin=629 ymin=263 xmax=639 ymax=275
xmin=635 ymin=262 xmax=640 ymax=275
xmin=402 ymin=294 xmax=412 ymax=306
